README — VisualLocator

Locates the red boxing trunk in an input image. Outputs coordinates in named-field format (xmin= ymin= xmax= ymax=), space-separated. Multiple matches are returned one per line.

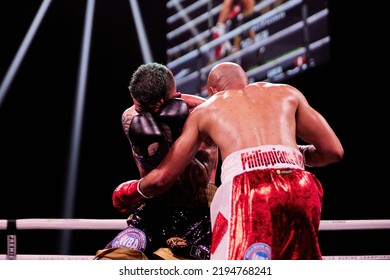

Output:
xmin=210 ymin=145 xmax=323 ymax=260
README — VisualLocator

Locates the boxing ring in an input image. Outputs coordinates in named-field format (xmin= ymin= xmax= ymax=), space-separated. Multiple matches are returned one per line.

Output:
xmin=1 ymin=218 xmax=389 ymax=260
xmin=166 ymin=0 xmax=331 ymax=96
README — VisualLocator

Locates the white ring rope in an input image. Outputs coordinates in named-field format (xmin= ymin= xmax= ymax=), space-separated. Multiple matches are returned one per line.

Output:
xmin=1 ymin=218 xmax=390 ymax=231
xmin=0 ymin=218 xmax=128 ymax=231
xmin=319 ymin=219 xmax=390 ymax=231
xmin=1 ymin=218 xmax=389 ymax=260
xmin=1 ymin=254 xmax=390 ymax=260
xmin=0 ymin=255 xmax=94 ymax=260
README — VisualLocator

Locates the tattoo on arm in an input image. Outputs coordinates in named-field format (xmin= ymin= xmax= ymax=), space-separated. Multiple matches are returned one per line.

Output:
xmin=122 ymin=113 xmax=133 ymax=137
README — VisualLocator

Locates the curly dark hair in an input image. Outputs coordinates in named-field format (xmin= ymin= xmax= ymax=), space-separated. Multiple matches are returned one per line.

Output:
xmin=129 ymin=63 xmax=176 ymax=108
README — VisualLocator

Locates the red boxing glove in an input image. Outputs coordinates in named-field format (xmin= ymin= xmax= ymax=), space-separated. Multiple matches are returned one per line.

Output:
xmin=112 ymin=179 xmax=152 ymax=214
xmin=229 ymin=4 xmax=241 ymax=19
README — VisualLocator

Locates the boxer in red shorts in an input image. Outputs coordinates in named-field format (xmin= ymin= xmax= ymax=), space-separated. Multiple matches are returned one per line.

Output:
xmin=119 ymin=62 xmax=344 ymax=260
xmin=211 ymin=145 xmax=323 ymax=259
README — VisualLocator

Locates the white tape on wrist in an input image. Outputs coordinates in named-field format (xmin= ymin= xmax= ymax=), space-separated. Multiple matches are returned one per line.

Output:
xmin=136 ymin=178 xmax=153 ymax=199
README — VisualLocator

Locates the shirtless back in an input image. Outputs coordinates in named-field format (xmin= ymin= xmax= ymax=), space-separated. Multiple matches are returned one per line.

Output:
xmin=200 ymin=82 xmax=301 ymax=161
xmin=134 ymin=62 xmax=343 ymax=259
xmin=199 ymin=63 xmax=342 ymax=164
xmin=143 ymin=62 xmax=343 ymax=187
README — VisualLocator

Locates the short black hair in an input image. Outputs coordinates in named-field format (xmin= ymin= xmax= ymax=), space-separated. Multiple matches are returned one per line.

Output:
xmin=129 ymin=63 xmax=175 ymax=107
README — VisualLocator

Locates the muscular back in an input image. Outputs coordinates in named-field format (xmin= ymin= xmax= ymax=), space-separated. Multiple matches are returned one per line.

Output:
xmin=138 ymin=63 xmax=343 ymax=198
xmin=196 ymin=82 xmax=298 ymax=161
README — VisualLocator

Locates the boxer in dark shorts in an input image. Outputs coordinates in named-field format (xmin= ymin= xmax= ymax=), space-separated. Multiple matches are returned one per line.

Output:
xmin=95 ymin=63 xmax=218 ymax=260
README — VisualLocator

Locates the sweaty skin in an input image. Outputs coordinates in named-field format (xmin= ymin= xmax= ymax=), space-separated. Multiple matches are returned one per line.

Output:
xmin=125 ymin=62 xmax=343 ymax=260
xmin=137 ymin=62 xmax=343 ymax=197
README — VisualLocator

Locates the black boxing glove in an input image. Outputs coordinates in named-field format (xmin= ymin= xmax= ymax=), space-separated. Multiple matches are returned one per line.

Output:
xmin=128 ymin=112 xmax=167 ymax=156
xmin=157 ymin=98 xmax=190 ymax=146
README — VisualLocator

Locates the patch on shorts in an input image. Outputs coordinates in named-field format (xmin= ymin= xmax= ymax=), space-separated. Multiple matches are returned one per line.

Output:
xmin=112 ymin=226 xmax=147 ymax=251
xmin=276 ymin=169 xmax=293 ymax=174
xmin=244 ymin=242 xmax=272 ymax=260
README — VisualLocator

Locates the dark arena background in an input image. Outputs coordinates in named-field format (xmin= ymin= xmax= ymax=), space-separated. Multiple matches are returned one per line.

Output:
xmin=0 ymin=0 xmax=387 ymax=259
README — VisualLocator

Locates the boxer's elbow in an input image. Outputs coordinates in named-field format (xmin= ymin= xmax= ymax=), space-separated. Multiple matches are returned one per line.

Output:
xmin=328 ymin=145 xmax=344 ymax=163
xmin=317 ymin=146 xmax=344 ymax=166
xmin=306 ymin=144 xmax=344 ymax=167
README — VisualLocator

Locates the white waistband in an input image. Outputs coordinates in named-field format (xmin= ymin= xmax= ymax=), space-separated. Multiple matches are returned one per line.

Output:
xmin=221 ymin=145 xmax=304 ymax=182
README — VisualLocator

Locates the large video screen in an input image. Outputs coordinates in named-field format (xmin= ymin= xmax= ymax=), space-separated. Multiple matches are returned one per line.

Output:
xmin=166 ymin=0 xmax=330 ymax=97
